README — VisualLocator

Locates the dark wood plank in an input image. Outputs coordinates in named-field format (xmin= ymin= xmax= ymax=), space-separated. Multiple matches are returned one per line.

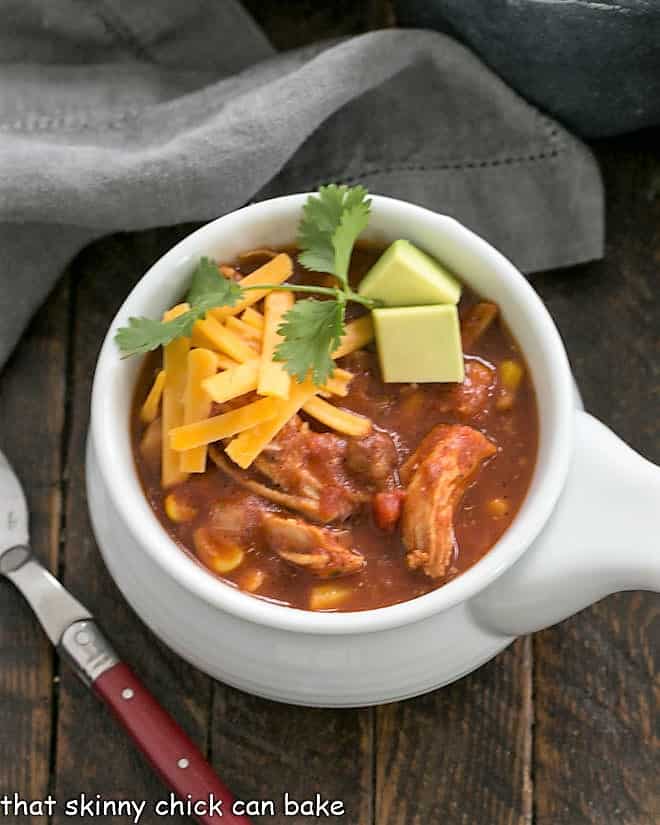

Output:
xmin=44 ymin=222 xmax=375 ymax=824
xmin=0 ymin=278 xmax=69 ymax=823
xmin=242 ymin=0 xmax=377 ymax=50
xmin=532 ymin=131 xmax=660 ymax=825
xmin=210 ymin=688 xmax=374 ymax=824
xmin=376 ymin=638 xmax=533 ymax=825
xmin=204 ymin=6 xmax=378 ymax=824
xmin=51 ymin=227 xmax=215 ymax=825
xmin=534 ymin=595 xmax=659 ymax=825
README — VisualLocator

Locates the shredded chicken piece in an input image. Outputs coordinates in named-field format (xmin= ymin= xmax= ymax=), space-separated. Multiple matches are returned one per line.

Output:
xmin=253 ymin=416 xmax=368 ymax=522
xmin=449 ymin=359 xmax=495 ymax=418
xmin=209 ymin=446 xmax=321 ymax=522
xmin=212 ymin=417 xmax=395 ymax=524
xmin=345 ymin=429 xmax=398 ymax=489
xmin=401 ymin=425 xmax=497 ymax=578
xmin=207 ymin=491 xmax=266 ymax=547
xmin=261 ymin=514 xmax=365 ymax=578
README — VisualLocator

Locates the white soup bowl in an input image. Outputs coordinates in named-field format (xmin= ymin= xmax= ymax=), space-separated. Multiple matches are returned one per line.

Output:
xmin=87 ymin=194 xmax=660 ymax=706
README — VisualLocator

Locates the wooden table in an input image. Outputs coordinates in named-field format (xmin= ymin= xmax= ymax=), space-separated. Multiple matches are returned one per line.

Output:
xmin=0 ymin=6 xmax=658 ymax=824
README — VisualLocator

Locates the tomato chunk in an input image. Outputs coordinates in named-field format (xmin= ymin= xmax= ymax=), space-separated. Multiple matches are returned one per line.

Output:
xmin=373 ymin=490 xmax=406 ymax=531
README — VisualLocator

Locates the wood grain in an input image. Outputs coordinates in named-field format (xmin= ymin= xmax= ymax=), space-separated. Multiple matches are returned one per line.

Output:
xmin=534 ymin=596 xmax=659 ymax=825
xmin=49 ymin=228 xmax=214 ymax=825
xmin=375 ymin=637 xmax=533 ymax=825
xmin=209 ymin=688 xmax=374 ymax=824
xmin=242 ymin=0 xmax=378 ymax=50
xmin=531 ymin=133 xmax=660 ymax=825
xmin=0 ymin=6 xmax=657 ymax=821
xmin=0 ymin=278 xmax=69 ymax=824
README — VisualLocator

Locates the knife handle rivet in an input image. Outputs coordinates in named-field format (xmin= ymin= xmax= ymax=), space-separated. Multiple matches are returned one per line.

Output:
xmin=121 ymin=688 xmax=134 ymax=700
xmin=177 ymin=758 xmax=190 ymax=769
xmin=75 ymin=630 xmax=91 ymax=646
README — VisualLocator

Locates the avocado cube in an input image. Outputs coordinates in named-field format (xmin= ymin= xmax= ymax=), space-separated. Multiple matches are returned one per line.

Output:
xmin=372 ymin=305 xmax=464 ymax=383
xmin=358 ymin=239 xmax=461 ymax=306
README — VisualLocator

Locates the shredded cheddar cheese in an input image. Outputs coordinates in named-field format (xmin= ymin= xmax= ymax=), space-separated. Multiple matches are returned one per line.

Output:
xmin=332 ymin=315 xmax=374 ymax=359
xmin=180 ymin=348 xmax=218 ymax=472
xmin=225 ymin=377 xmax=318 ymax=468
xmin=170 ymin=396 xmax=281 ymax=451
xmin=191 ymin=323 xmax=240 ymax=368
xmin=210 ymin=253 xmax=293 ymax=320
xmin=302 ymin=396 xmax=372 ymax=437
xmin=258 ymin=290 xmax=294 ymax=399
xmin=226 ymin=315 xmax=262 ymax=342
xmin=241 ymin=307 xmax=265 ymax=331
xmin=161 ymin=303 xmax=191 ymax=487
xmin=202 ymin=359 xmax=260 ymax=404
xmin=192 ymin=315 xmax=255 ymax=363
xmin=140 ymin=369 xmax=166 ymax=424
xmin=319 ymin=368 xmax=353 ymax=398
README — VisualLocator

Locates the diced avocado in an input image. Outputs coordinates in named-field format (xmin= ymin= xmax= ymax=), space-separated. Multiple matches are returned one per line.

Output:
xmin=372 ymin=305 xmax=464 ymax=383
xmin=358 ymin=239 xmax=461 ymax=306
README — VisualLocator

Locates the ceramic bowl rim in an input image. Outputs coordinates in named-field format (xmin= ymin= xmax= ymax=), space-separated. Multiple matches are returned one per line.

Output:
xmin=90 ymin=193 xmax=574 ymax=635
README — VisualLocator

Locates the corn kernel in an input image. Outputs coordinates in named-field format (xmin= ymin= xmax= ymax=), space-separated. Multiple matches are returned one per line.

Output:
xmin=501 ymin=359 xmax=523 ymax=390
xmin=240 ymin=569 xmax=266 ymax=593
xmin=194 ymin=528 xmax=245 ymax=574
xmin=309 ymin=582 xmax=354 ymax=611
xmin=487 ymin=497 xmax=510 ymax=518
xmin=164 ymin=493 xmax=198 ymax=523
xmin=496 ymin=360 xmax=524 ymax=411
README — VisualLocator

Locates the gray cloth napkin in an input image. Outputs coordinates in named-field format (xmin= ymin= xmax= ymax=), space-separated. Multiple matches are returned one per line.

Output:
xmin=0 ymin=0 xmax=603 ymax=371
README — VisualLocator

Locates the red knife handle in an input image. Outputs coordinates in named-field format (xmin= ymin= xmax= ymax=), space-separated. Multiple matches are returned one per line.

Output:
xmin=93 ymin=662 xmax=251 ymax=825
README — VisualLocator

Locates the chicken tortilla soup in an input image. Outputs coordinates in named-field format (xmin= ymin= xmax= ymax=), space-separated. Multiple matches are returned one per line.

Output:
xmin=121 ymin=186 xmax=538 ymax=612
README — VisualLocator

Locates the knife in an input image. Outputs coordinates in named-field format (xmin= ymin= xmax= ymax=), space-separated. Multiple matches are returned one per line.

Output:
xmin=0 ymin=448 xmax=251 ymax=825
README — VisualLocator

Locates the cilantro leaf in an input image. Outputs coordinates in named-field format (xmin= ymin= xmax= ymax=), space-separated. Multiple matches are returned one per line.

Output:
xmin=297 ymin=196 xmax=337 ymax=275
xmin=115 ymin=185 xmax=375 ymax=381
xmin=185 ymin=256 xmax=242 ymax=311
xmin=115 ymin=312 xmax=197 ymax=356
xmin=297 ymin=184 xmax=371 ymax=283
xmin=332 ymin=201 xmax=371 ymax=285
xmin=115 ymin=257 xmax=242 ymax=357
xmin=274 ymin=298 xmax=345 ymax=385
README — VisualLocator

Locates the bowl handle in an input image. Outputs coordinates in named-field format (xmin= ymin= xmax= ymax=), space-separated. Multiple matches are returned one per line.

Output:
xmin=472 ymin=410 xmax=660 ymax=636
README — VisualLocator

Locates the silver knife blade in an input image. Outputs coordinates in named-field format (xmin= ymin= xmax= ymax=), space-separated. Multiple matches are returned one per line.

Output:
xmin=0 ymin=447 xmax=90 ymax=645
xmin=0 ymin=447 xmax=29 ymax=553
xmin=1 ymin=553 xmax=91 ymax=645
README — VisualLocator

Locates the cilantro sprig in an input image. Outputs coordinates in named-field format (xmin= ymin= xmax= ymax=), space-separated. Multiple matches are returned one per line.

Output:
xmin=115 ymin=257 xmax=242 ymax=356
xmin=274 ymin=297 xmax=346 ymax=385
xmin=115 ymin=184 xmax=379 ymax=383
xmin=297 ymin=184 xmax=371 ymax=286
xmin=272 ymin=184 xmax=376 ymax=383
